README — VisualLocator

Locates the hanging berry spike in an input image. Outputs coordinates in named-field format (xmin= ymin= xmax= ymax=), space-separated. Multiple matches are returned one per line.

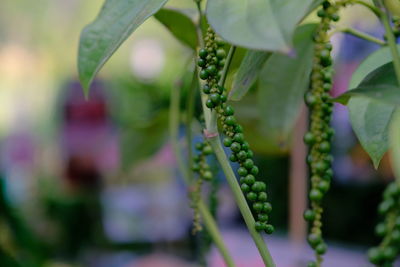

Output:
xmin=368 ymin=182 xmax=400 ymax=266
xmin=303 ymin=0 xmax=351 ymax=266
xmin=190 ymin=140 xmax=214 ymax=234
xmin=198 ymin=27 xmax=274 ymax=235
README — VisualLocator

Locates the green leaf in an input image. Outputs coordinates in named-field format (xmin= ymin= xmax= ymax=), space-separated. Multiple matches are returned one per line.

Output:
xmin=229 ymin=51 xmax=271 ymax=101
xmin=270 ymin=0 xmax=315 ymax=44
xmin=336 ymin=62 xmax=400 ymax=105
xmin=154 ymin=8 xmax=197 ymax=49
xmin=206 ymin=0 xmax=315 ymax=52
xmin=205 ymin=0 xmax=286 ymax=52
xmin=349 ymin=97 xmax=395 ymax=169
xmin=389 ymin=109 xmax=400 ymax=180
xmin=344 ymin=47 xmax=400 ymax=169
xmin=257 ymin=24 xmax=316 ymax=146
xmin=78 ymin=0 xmax=169 ymax=96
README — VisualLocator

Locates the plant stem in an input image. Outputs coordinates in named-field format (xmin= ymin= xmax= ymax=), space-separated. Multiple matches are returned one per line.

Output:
xmin=198 ymin=201 xmax=236 ymax=267
xmin=169 ymin=80 xmax=236 ymax=267
xmin=186 ymin=68 xmax=198 ymax=183
xmin=354 ymin=0 xmax=382 ymax=17
xmin=330 ymin=27 xmax=386 ymax=45
xmin=375 ymin=0 xmax=400 ymax=85
xmin=199 ymin=42 xmax=275 ymax=267
xmin=219 ymin=46 xmax=237 ymax=87
xmin=208 ymin=136 xmax=275 ymax=267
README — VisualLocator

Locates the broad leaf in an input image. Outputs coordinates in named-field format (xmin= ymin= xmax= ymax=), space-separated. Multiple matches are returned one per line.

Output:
xmin=206 ymin=0 xmax=286 ymax=52
xmin=257 ymin=24 xmax=316 ymax=146
xmin=344 ymin=47 xmax=400 ymax=168
xmin=348 ymin=97 xmax=395 ymax=169
xmin=389 ymin=109 xmax=400 ymax=179
xmin=230 ymin=51 xmax=271 ymax=101
xmin=154 ymin=8 xmax=197 ymax=49
xmin=336 ymin=62 xmax=400 ymax=105
xmin=78 ymin=0 xmax=168 ymax=96
xmin=206 ymin=0 xmax=315 ymax=52
xmin=270 ymin=0 xmax=314 ymax=44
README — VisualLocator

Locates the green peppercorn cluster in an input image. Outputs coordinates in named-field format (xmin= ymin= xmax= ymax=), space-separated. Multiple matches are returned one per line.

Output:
xmin=198 ymin=27 xmax=274 ymax=234
xmin=368 ymin=182 xmax=400 ymax=266
xmin=302 ymin=1 xmax=347 ymax=265
xmin=190 ymin=141 xmax=214 ymax=234
xmin=198 ymin=28 xmax=227 ymax=108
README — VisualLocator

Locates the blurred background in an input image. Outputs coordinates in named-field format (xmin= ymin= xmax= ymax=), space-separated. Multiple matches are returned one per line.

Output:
xmin=0 ymin=0 xmax=397 ymax=266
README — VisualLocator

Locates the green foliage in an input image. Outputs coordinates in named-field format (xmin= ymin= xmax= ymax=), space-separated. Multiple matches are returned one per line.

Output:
xmin=78 ymin=0 xmax=169 ymax=95
xmin=154 ymin=8 xmax=198 ymax=49
xmin=230 ymin=51 xmax=271 ymax=101
xmin=341 ymin=57 xmax=400 ymax=168
xmin=257 ymin=24 xmax=316 ymax=146
xmin=390 ymin=110 xmax=400 ymax=179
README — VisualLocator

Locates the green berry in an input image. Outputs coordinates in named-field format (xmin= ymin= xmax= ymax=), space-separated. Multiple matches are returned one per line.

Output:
xmin=250 ymin=166 xmax=259 ymax=175
xmin=216 ymin=49 xmax=226 ymax=59
xmin=210 ymin=93 xmax=221 ymax=104
xmin=383 ymin=246 xmax=397 ymax=261
xmin=203 ymin=84 xmax=211 ymax=94
xmin=199 ymin=48 xmax=208 ymax=58
xmin=307 ymin=262 xmax=317 ymax=267
xmin=233 ymin=133 xmax=244 ymax=143
xmin=236 ymin=150 xmax=248 ymax=160
xmin=206 ymin=99 xmax=215 ymax=108
xmin=252 ymin=181 xmax=266 ymax=192
xmin=378 ymin=199 xmax=394 ymax=215
xmin=258 ymin=192 xmax=268 ymax=202
xmin=195 ymin=143 xmax=203 ymax=150
xmin=307 ymin=233 xmax=321 ymax=248
xmin=192 ymin=163 xmax=200 ymax=172
xmin=203 ymin=145 xmax=213 ymax=155
xmin=244 ymin=174 xmax=255 ymax=185
xmin=246 ymin=192 xmax=258 ymax=202
xmin=224 ymin=106 xmax=234 ymax=116
xmin=316 ymin=243 xmax=327 ymax=255
xmin=258 ymin=213 xmax=269 ymax=222
xmin=303 ymin=132 xmax=315 ymax=145
xmin=317 ymin=180 xmax=330 ymax=193
xmin=237 ymin=167 xmax=248 ymax=176
xmin=230 ymin=142 xmax=241 ymax=152
xmin=241 ymin=183 xmax=250 ymax=193
xmin=244 ymin=159 xmax=254 ymax=169
xmin=207 ymin=65 xmax=217 ymax=75
xmin=303 ymin=209 xmax=316 ymax=221
xmin=200 ymin=69 xmax=209 ymax=80
xmin=229 ymin=154 xmax=237 ymax=162
xmin=375 ymin=223 xmax=387 ymax=237
xmin=253 ymin=202 xmax=263 ymax=212
xmin=309 ymin=189 xmax=323 ymax=202
xmin=368 ymin=247 xmax=382 ymax=264
xmin=225 ymin=116 xmax=236 ymax=126
xmin=197 ymin=58 xmax=206 ymax=67
xmin=255 ymin=221 xmax=265 ymax=231
xmin=319 ymin=141 xmax=331 ymax=153
xmin=241 ymin=141 xmax=249 ymax=151
xmin=203 ymin=170 xmax=213 ymax=180
xmin=262 ymin=202 xmax=272 ymax=213
xmin=223 ymin=137 xmax=233 ymax=147
xmin=235 ymin=125 xmax=243 ymax=133
xmin=264 ymin=224 xmax=274 ymax=234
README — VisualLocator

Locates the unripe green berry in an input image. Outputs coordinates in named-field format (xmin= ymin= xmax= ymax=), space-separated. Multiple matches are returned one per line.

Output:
xmin=225 ymin=116 xmax=236 ymax=126
xmin=244 ymin=174 xmax=255 ymax=185
xmin=258 ymin=192 xmax=268 ymax=202
xmin=237 ymin=167 xmax=248 ymax=176
xmin=199 ymin=48 xmax=208 ymax=58
xmin=264 ymin=224 xmax=274 ymax=234
xmin=241 ymin=183 xmax=250 ymax=193
xmin=224 ymin=106 xmax=234 ymax=116
xmin=246 ymin=192 xmax=258 ymax=202
xmin=303 ymin=209 xmax=316 ymax=221
xmin=223 ymin=137 xmax=233 ymax=147
xmin=309 ymin=189 xmax=323 ymax=202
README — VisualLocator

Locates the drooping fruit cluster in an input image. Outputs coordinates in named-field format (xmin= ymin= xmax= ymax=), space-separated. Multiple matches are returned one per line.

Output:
xmin=303 ymin=1 xmax=349 ymax=265
xmin=198 ymin=27 xmax=274 ymax=234
xmin=368 ymin=182 xmax=400 ymax=266
xmin=190 ymin=140 xmax=214 ymax=234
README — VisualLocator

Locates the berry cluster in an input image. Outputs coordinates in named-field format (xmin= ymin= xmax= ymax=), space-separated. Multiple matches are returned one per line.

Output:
xmin=368 ymin=182 xmax=400 ymax=266
xmin=190 ymin=141 xmax=214 ymax=233
xmin=198 ymin=27 xmax=274 ymax=234
xmin=303 ymin=1 xmax=345 ymax=265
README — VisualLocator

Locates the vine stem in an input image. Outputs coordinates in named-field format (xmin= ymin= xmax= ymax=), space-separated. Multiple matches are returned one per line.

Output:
xmin=375 ymin=0 xmax=400 ymax=85
xmin=208 ymin=136 xmax=275 ymax=267
xmin=200 ymin=45 xmax=275 ymax=266
xmin=169 ymin=78 xmax=236 ymax=267
xmin=329 ymin=27 xmax=386 ymax=45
